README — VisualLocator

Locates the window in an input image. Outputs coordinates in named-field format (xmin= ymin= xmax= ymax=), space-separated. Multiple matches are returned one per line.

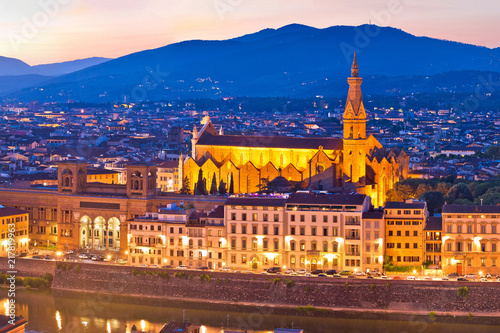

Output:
xmin=323 ymin=227 xmax=328 ymax=236
xmin=242 ymin=239 xmax=247 ymax=250
xmin=397 ymin=231 xmax=401 ymax=237
xmin=397 ymin=243 xmax=401 ymax=249
xmin=323 ymin=216 xmax=328 ymax=223
xmin=311 ymin=227 xmax=316 ymax=236
xmin=333 ymin=216 xmax=338 ymax=223
xmin=333 ymin=227 xmax=338 ymax=236
xmin=366 ymin=221 xmax=371 ymax=229
xmin=231 ymin=213 xmax=236 ymax=221
xmin=312 ymin=215 xmax=316 ymax=223
xmin=403 ymin=210 xmax=410 ymax=215
xmin=333 ymin=243 xmax=338 ymax=252
xmin=374 ymin=231 xmax=379 ymax=239
xmin=323 ymin=242 xmax=328 ymax=252
xmin=447 ymin=243 xmax=452 ymax=251
xmin=263 ymin=226 xmax=268 ymax=235
xmin=366 ymin=244 xmax=370 ymax=252
xmin=493 ymin=225 xmax=497 ymax=234
xmin=274 ymin=226 xmax=279 ymax=235
xmin=252 ymin=226 xmax=257 ymax=234
xmin=274 ymin=240 xmax=279 ymax=251
xmin=413 ymin=210 xmax=420 ymax=215
xmin=467 ymin=225 xmax=472 ymax=234
xmin=481 ymin=225 xmax=486 ymax=234
xmin=413 ymin=243 xmax=418 ymax=249
xmin=405 ymin=231 xmax=409 ymax=237
xmin=492 ymin=243 xmax=497 ymax=252
xmin=218 ymin=230 xmax=222 ymax=237
xmin=300 ymin=215 xmax=305 ymax=222
xmin=366 ymin=232 xmax=370 ymax=240
xmin=242 ymin=213 xmax=247 ymax=221
xmin=252 ymin=213 xmax=257 ymax=221
xmin=291 ymin=242 xmax=296 ymax=251
xmin=447 ymin=225 xmax=452 ymax=233
xmin=457 ymin=225 xmax=462 ymax=233
xmin=231 ymin=225 xmax=236 ymax=234
xmin=263 ymin=214 xmax=268 ymax=222
xmin=300 ymin=227 xmax=305 ymax=236
xmin=493 ymin=258 xmax=497 ymax=267
xmin=413 ymin=231 xmax=418 ymax=237
xmin=242 ymin=256 xmax=247 ymax=264
xmin=290 ymin=227 xmax=295 ymax=235
xmin=231 ymin=255 xmax=236 ymax=264
xmin=481 ymin=258 xmax=485 ymax=266
xmin=300 ymin=242 xmax=305 ymax=251
xmin=405 ymin=243 xmax=410 ymax=249
xmin=253 ymin=239 xmax=258 ymax=250
xmin=388 ymin=230 xmax=393 ymax=236
xmin=481 ymin=243 xmax=486 ymax=252
xmin=374 ymin=221 xmax=379 ymax=229
xmin=467 ymin=242 xmax=472 ymax=252
xmin=263 ymin=240 xmax=268 ymax=250
xmin=291 ymin=215 xmax=295 ymax=222
xmin=274 ymin=214 xmax=279 ymax=222
xmin=242 ymin=225 xmax=247 ymax=234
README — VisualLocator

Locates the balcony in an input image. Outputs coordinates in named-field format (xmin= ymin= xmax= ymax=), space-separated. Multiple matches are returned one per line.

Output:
xmin=345 ymin=221 xmax=361 ymax=226
xmin=345 ymin=236 xmax=360 ymax=240
xmin=345 ymin=252 xmax=360 ymax=256
xmin=307 ymin=250 xmax=320 ymax=256
xmin=453 ymin=251 xmax=465 ymax=256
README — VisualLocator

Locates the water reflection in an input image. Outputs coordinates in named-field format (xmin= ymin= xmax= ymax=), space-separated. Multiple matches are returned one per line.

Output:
xmin=1 ymin=289 xmax=499 ymax=333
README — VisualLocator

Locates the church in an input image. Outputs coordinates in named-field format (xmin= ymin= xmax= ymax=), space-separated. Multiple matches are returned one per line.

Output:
xmin=183 ymin=55 xmax=409 ymax=207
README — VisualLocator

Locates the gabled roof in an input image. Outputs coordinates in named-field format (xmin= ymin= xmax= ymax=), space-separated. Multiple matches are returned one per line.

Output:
xmin=197 ymin=133 xmax=342 ymax=150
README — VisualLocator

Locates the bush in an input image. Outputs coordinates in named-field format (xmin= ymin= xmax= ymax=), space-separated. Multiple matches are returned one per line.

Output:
xmin=23 ymin=277 xmax=32 ymax=288
xmin=42 ymin=273 xmax=53 ymax=282
xmin=158 ymin=272 xmax=170 ymax=280
xmin=131 ymin=269 xmax=139 ymax=276
xmin=75 ymin=265 xmax=81 ymax=273
xmin=370 ymin=284 xmax=376 ymax=291
xmin=345 ymin=282 xmax=349 ymax=289
xmin=216 ymin=278 xmax=221 ymax=284
xmin=199 ymin=274 xmax=211 ymax=282
xmin=429 ymin=311 xmax=436 ymax=321
xmin=305 ymin=286 xmax=311 ymax=293
xmin=386 ymin=282 xmax=390 ymax=288
xmin=15 ymin=277 xmax=23 ymax=286
xmin=458 ymin=286 xmax=469 ymax=297
xmin=284 ymin=279 xmax=295 ymax=288
xmin=273 ymin=278 xmax=282 ymax=285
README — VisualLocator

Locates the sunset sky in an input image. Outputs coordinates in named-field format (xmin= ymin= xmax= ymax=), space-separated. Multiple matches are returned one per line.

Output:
xmin=0 ymin=0 xmax=498 ymax=65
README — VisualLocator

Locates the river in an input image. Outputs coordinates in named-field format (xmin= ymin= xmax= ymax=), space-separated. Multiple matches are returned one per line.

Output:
xmin=1 ymin=289 xmax=499 ymax=333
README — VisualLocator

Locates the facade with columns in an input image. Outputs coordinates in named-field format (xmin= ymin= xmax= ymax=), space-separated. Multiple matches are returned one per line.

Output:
xmin=184 ymin=55 xmax=409 ymax=207
xmin=0 ymin=161 xmax=225 ymax=253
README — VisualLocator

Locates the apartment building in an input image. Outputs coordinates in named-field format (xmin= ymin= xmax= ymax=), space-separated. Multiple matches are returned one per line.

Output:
xmin=384 ymin=200 xmax=428 ymax=267
xmin=362 ymin=211 xmax=384 ymax=273
xmin=127 ymin=203 xmax=189 ymax=267
xmin=225 ymin=197 xmax=287 ymax=270
xmin=424 ymin=216 xmax=442 ymax=268
xmin=441 ymin=205 xmax=500 ymax=275
xmin=0 ymin=205 xmax=29 ymax=256
xmin=202 ymin=206 xmax=225 ymax=270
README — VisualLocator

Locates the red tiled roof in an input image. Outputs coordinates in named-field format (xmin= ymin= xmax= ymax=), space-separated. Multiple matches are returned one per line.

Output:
xmin=0 ymin=206 xmax=28 ymax=218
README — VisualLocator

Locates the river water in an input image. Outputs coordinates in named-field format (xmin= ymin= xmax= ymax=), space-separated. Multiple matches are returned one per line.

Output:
xmin=1 ymin=289 xmax=499 ymax=333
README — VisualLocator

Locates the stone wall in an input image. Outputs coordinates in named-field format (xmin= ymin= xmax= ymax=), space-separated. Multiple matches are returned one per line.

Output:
xmin=2 ymin=258 xmax=500 ymax=313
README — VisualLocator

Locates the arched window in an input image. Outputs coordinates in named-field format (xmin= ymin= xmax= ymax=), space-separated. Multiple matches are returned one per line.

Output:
xmin=189 ymin=239 xmax=194 ymax=246
xmin=198 ymin=239 xmax=202 ymax=247
xmin=133 ymin=180 xmax=139 ymax=190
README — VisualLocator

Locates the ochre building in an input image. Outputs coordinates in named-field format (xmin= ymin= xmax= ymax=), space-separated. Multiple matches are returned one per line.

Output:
xmin=184 ymin=55 xmax=408 ymax=207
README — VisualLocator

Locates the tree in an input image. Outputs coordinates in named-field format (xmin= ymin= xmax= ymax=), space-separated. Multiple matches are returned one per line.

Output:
xmin=415 ymin=183 xmax=433 ymax=198
xmin=218 ymin=179 xmax=226 ymax=195
xmin=446 ymin=183 xmax=474 ymax=203
xmin=419 ymin=191 xmax=444 ymax=216
xmin=210 ymin=173 xmax=218 ymax=195
xmin=229 ymin=172 xmax=234 ymax=194
xmin=386 ymin=183 xmax=415 ymax=202
xmin=180 ymin=176 xmax=190 ymax=195
xmin=195 ymin=169 xmax=207 ymax=195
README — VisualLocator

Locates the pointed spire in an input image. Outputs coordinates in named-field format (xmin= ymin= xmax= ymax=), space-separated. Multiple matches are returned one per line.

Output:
xmin=193 ymin=125 xmax=198 ymax=139
xmin=351 ymin=52 xmax=359 ymax=77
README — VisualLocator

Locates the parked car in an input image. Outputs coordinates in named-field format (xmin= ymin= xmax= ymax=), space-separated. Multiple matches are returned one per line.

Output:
xmin=379 ymin=275 xmax=389 ymax=279
xmin=149 ymin=264 xmax=159 ymax=268
xmin=198 ymin=266 xmax=209 ymax=271
xmin=160 ymin=264 xmax=171 ymax=269
xmin=457 ymin=277 xmax=468 ymax=281
xmin=175 ymin=265 xmax=188 ymax=270
xmin=65 ymin=250 xmax=74 ymax=254
xmin=347 ymin=275 xmax=356 ymax=279
xmin=304 ymin=273 xmax=312 ymax=277
xmin=311 ymin=269 xmax=323 ymax=275
xmin=284 ymin=269 xmax=295 ymax=275
xmin=78 ymin=253 xmax=88 ymax=259
xmin=116 ymin=259 xmax=128 ymax=265
xmin=267 ymin=267 xmax=281 ymax=274
xmin=325 ymin=270 xmax=337 ymax=275
xmin=32 ymin=255 xmax=42 ymax=259
xmin=18 ymin=253 xmax=27 ymax=258
xmin=447 ymin=272 xmax=459 ymax=278
xmin=296 ymin=269 xmax=307 ymax=275
xmin=406 ymin=276 xmax=416 ymax=280
xmin=464 ymin=274 xmax=476 ymax=279
xmin=352 ymin=271 xmax=365 ymax=276
xmin=368 ymin=271 xmax=382 ymax=277
xmin=339 ymin=270 xmax=352 ymax=276
xmin=480 ymin=278 xmax=488 ymax=282
xmin=317 ymin=273 xmax=328 ymax=277
xmin=220 ymin=267 xmax=232 ymax=272
xmin=366 ymin=276 xmax=374 ymax=279
xmin=485 ymin=274 xmax=492 ymax=279
xmin=43 ymin=255 xmax=51 ymax=260
xmin=260 ymin=271 xmax=268 ymax=275
xmin=289 ymin=272 xmax=297 ymax=276
xmin=441 ymin=277 xmax=449 ymax=281
xmin=391 ymin=276 xmax=403 ymax=280
xmin=333 ymin=274 xmax=342 ymax=278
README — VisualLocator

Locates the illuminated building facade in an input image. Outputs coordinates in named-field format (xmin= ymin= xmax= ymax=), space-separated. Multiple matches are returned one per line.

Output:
xmin=441 ymin=205 xmax=500 ymax=276
xmin=0 ymin=205 xmax=29 ymax=256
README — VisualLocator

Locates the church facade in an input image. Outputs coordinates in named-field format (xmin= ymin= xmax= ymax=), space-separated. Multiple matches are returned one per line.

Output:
xmin=184 ymin=55 xmax=408 ymax=207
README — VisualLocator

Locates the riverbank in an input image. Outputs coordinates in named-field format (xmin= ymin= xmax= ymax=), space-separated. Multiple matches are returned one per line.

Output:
xmin=51 ymin=287 xmax=500 ymax=326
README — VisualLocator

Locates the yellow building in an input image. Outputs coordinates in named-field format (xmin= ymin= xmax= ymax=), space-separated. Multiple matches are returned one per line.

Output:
xmin=384 ymin=200 xmax=428 ymax=267
xmin=157 ymin=161 xmax=181 ymax=192
xmin=441 ymin=205 xmax=500 ymax=276
xmin=184 ymin=54 xmax=408 ymax=207
xmin=86 ymin=168 xmax=120 ymax=184
xmin=0 ymin=205 xmax=29 ymax=256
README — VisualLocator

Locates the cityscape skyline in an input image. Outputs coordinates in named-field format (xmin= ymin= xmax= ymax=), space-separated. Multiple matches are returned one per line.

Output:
xmin=0 ymin=0 xmax=499 ymax=65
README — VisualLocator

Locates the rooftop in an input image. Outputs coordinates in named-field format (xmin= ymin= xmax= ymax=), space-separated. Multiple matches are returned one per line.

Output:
xmin=0 ymin=205 xmax=28 ymax=218
xmin=286 ymin=192 xmax=367 ymax=206
xmin=442 ymin=204 xmax=500 ymax=214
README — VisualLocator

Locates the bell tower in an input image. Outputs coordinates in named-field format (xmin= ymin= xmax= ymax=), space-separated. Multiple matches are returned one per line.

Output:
xmin=343 ymin=53 xmax=367 ymax=184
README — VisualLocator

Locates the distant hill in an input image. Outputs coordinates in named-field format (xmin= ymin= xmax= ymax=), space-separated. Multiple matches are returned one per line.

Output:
xmin=31 ymin=57 xmax=111 ymax=76
xmin=4 ymin=24 xmax=500 ymax=102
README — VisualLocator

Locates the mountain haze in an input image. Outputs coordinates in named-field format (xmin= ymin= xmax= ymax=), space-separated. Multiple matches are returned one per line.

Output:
xmin=5 ymin=24 xmax=500 ymax=102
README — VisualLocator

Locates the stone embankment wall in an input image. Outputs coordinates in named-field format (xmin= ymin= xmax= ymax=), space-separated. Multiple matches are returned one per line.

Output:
xmin=2 ymin=258 xmax=500 ymax=313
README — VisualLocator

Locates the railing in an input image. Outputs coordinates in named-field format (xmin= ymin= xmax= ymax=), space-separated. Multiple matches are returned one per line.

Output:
xmin=345 ymin=221 xmax=361 ymax=226
xmin=345 ymin=235 xmax=360 ymax=240
xmin=307 ymin=250 xmax=320 ymax=256
xmin=453 ymin=251 xmax=465 ymax=256
xmin=345 ymin=252 xmax=360 ymax=256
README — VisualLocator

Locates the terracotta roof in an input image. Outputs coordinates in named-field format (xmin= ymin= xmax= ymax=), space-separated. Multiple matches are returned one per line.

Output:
xmin=0 ymin=206 xmax=28 ymax=218
xmin=225 ymin=197 xmax=287 ymax=207
xmin=158 ymin=160 xmax=179 ymax=168
xmin=362 ymin=211 xmax=384 ymax=219
xmin=385 ymin=201 xmax=426 ymax=209
xmin=207 ymin=205 xmax=224 ymax=218
xmin=286 ymin=192 xmax=367 ymax=206
xmin=197 ymin=133 xmax=342 ymax=150
xmin=442 ymin=204 xmax=500 ymax=214
xmin=425 ymin=216 xmax=442 ymax=230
